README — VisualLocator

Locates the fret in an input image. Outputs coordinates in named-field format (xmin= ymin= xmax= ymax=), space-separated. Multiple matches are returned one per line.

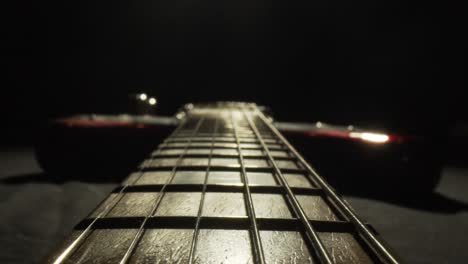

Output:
xmin=153 ymin=151 xmax=287 ymax=160
xmin=74 ymin=216 xmax=352 ymax=232
xmin=112 ymin=184 xmax=323 ymax=196
xmin=142 ymin=158 xmax=300 ymax=170
xmin=47 ymin=102 xmax=400 ymax=264
xmin=158 ymin=144 xmax=285 ymax=152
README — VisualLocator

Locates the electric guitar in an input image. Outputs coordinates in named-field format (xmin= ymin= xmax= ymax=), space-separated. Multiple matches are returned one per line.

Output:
xmin=46 ymin=102 xmax=399 ymax=263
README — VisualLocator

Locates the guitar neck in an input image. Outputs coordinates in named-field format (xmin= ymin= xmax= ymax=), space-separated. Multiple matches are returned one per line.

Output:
xmin=47 ymin=102 xmax=399 ymax=264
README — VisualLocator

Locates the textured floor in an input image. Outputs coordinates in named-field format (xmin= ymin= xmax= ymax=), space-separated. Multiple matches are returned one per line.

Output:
xmin=0 ymin=147 xmax=467 ymax=263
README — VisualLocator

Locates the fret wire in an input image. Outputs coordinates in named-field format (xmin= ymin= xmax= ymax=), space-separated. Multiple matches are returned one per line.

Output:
xmin=118 ymin=117 xmax=206 ymax=264
xmin=188 ymin=117 xmax=220 ymax=263
xmin=49 ymin=118 xmax=190 ymax=264
xmin=76 ymin=216 xmax=352 ymax=232
xmin=158 ymin=145 xmax=285 ymax=151
xmin=141 ymin=166 xmax=307 ymax=175
xmin=242 ymin=109 xmax=333 ymax=264
xmin=115 ymin=184 xmax=322 ymax=195
xmin=152 ymin=153 xmax=296 ymax=160
xmin=255 ymin=110 xmax=400 ymax=264
xmin=232 ymin=110 xmax=266 ymax=264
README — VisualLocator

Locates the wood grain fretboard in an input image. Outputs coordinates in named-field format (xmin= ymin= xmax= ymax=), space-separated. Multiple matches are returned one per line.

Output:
xmin=47 ymin=102 xmax=399 ymax=264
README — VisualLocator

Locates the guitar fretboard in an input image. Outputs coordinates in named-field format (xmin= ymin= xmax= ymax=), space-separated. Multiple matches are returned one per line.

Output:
xmin=48 ymin=103 xmax=399 ymax=264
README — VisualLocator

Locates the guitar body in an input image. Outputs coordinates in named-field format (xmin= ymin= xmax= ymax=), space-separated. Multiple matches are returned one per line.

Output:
xmin=36 ymin=109 xmax=443 ymax=193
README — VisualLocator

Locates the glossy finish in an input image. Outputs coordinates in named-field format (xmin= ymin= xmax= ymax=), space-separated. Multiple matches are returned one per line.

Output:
xmin=108 ymin=193 xmax=159 ymax=217
xmin=284 ymin=173 xmax=314 ymax=188
xmin=155 ymin=192 xmax=201 ymax=217
xmin=207 ymin=171 xmax=241 ymax=184
xmin=252 ymin=194 xmax=293 ymax=218
xmin=129 ymin=229 xmax=194 ymax=263
xmin=319 ymin=232 xmax=374 ymax=264
xmin=260 ymin=231 xmax=314 ymax=264
xmin=172 ymin=171 xmax=205 ymax=184
xmin=134 ymin=171 xmax=173 ymax=185
xmin=65 ymin=229 xmax=138 ymax=264
xmin=296 ymin=195 xmax=339 ymax=221
xmin=194 ymin=230 xmax=253 ymax=264
xmin=247 ymin=172 xmax=277 ymax=186
xmin=202 ymin=193 xmax=247 ymax=217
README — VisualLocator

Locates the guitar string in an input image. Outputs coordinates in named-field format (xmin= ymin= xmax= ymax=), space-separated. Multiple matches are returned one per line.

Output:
xmin=117 ymin=117 xmax=205 ymax=264
xmin=52 ymin=103 xmax=398 ymax=264
xmin=187 ymin=116 xmax=219 ymax=263
xmin=243 ymin=107 xmax=333 ymax=264
xmin=50 ymin=117 xmax=188 ymax=264
xmin=231 ymin=108 xmax=267 ymax=264
xmin=255 ymin=108 xmax=400 ymax=264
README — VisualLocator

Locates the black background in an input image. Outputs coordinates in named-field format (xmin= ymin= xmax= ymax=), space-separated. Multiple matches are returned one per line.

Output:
xmin=3 ymin=0 xmax=466 ymax=143
xmin=1 ymin=2 xmax=467 ymax=263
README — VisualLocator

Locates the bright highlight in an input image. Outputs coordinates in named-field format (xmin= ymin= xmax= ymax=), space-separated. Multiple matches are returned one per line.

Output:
xmin=148 ymin=97 xmax=157 ymax=105
xmin=349 ymin=132 xmax=389 ymax=143
xmin=139 ymin=93 xmax=147 ymax=101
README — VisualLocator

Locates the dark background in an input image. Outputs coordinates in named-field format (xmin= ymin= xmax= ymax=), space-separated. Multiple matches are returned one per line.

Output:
xmin=3 ymin=0 xmax=466 ymax=145
xmin=2 ymin=1 xmax=468 ymax=263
